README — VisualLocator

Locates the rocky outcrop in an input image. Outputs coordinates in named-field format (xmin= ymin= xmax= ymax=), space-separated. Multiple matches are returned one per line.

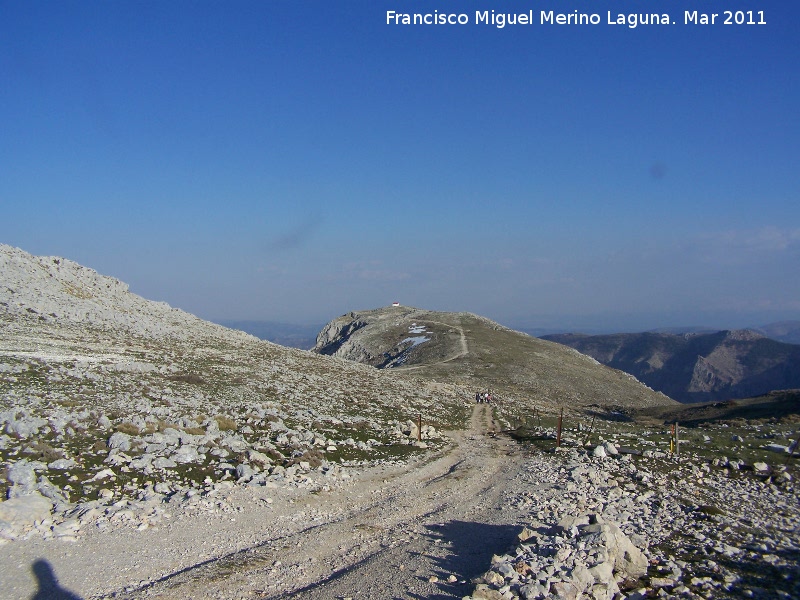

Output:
xmin=313 ymin=313 xmax=371 ymax=359
xmin=468 ymin=436 xmax=799 ymax=600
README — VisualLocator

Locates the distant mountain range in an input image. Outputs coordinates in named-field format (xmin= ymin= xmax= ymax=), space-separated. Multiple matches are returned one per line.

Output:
xmin=521 ymin=321 xmax=800 ymax=345
xmin=542 ymin=329 xmax=800 ymax=404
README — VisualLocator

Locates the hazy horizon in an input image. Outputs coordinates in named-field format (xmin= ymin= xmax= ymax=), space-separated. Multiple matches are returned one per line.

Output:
xmin=3 ymin=2 xmax=798 ymax=333
xmin=213 ymin=307 xmax=799 ymax=338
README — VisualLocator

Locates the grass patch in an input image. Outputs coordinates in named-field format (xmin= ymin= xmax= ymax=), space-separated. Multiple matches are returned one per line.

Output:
xmin=115 ymin=422 xmax=140 ymax=435
xmin=215 ymin=415 xmax=237 ymax=431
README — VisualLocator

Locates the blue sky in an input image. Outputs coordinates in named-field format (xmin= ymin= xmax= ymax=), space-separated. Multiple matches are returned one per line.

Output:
xmin=2 ymin=0 xmax=798 ymax=332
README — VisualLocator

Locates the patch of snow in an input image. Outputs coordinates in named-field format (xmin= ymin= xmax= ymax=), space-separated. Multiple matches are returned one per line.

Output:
xmin=401 ymin=336 xmax=429 ymax=348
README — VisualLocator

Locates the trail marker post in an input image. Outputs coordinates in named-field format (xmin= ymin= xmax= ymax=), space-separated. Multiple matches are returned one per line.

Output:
xmin=556 ymin=408 xmax=563 ymax=448
xmin=417 ymin=414 xmax=422 ymax=442
xmin=670 ymin=424 xmax=675 ymax=454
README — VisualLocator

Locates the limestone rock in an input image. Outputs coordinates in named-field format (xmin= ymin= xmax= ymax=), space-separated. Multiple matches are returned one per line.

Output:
xmin=0 ymin=492 xmax=53 ymax=528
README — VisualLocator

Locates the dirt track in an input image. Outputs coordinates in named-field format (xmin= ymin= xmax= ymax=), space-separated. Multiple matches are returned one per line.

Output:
xmin=117 ymin=403 xmax=530 ymax=600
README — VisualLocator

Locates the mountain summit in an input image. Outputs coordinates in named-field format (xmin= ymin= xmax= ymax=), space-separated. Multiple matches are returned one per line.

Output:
xmin=313 ymin=306 xmax=675 ymax=412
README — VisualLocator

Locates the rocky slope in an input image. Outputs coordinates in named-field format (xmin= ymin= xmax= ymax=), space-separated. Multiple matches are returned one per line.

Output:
xmin=313 ymin=306 xmax=676 ymax=415
xmin=0 ymin=244 xmax=469 ymax=545
xmin=468 ymin=441 xmax=799 ymax=600
xmin=543 ymin=330 xmax=800 ymax=404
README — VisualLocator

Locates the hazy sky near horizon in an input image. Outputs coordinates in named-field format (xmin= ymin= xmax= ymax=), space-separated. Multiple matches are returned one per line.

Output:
xmin=2 ymin=1 xmax=798 ymax=332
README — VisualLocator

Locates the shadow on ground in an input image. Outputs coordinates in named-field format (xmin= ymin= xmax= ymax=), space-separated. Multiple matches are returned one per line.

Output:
xmin=410 ymin=520 xmax=520 ymax=600
xmin=29 ymin=559 xmax=83 ymax=600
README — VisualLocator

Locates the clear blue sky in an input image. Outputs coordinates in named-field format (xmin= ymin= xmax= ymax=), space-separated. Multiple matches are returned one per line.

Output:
xmin=2 ymin=0 xmax=798 ymax=332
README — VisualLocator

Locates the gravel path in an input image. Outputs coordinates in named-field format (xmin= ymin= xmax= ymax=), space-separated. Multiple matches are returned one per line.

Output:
xmin=2 ymin=404 xmax=534 ymax=600
xmin=120 ymin=403 xmax=530 ymax=600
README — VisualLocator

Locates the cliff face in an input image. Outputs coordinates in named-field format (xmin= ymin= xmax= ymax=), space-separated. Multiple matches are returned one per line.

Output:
xmin=543 ymin=330 xmax=800 ymax=403
xmin=313 ymin=313 xmax=371 ymax=361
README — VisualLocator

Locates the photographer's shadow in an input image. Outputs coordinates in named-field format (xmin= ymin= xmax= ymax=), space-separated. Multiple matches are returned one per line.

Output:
xmin=30 ymin=559 xmax=83 ymax=600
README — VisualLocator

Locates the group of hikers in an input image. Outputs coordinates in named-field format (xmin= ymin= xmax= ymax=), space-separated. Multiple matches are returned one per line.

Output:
xmin=475 ymin=390 xmax=493 ymax=403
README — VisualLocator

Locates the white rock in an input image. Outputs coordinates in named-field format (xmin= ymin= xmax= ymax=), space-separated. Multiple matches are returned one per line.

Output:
xmin=48 ymin=458 xmax=77 ymax=470
xmin=0 ymin=492 xmax=53 ymax=528
xmin=88 ymin=469 xmax=116 ymax=481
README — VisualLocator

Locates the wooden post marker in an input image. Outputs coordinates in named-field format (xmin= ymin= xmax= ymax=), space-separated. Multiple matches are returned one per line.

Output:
xmin=670 ymin=424 xmax=675 ymax=454
xmin=556 ymin=408 xmax=563 ymax=448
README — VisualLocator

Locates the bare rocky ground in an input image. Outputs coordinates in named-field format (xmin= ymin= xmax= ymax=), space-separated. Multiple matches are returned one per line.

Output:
xmin=3 ymin=402 xmax=798 ymax=600
xmin=0 ymin=403 xmax=501 ymax=599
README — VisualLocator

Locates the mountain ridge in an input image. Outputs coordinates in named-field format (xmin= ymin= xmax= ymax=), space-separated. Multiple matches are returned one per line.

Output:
xmin=312 ymin=306 xmax=676 ymax=412
xmin=543 ymin=329 xmax=800 ymax=403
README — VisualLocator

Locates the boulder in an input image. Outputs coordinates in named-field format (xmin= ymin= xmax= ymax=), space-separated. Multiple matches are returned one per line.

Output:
xmin=7 ymin=459 xmax=46 ymax=495
xmin=519 ymin=582 xmax=550 ymax=599
xmin=48 ymin=458 xmax=77 ymax=470
xmin=107 ymin=431 xmax=132 ymax=451
xmin=0 ymin=491 xmax=53 ymax=528
xmin=171 ymin=445 xmax=201 ymax=464
xmin=247 ymin=449 xmax=272 ymax=468
xmin=603 ymin=441 xmax=619 ymax=456
xmin=762 ymin=444 xmax=789 ymax=454
xmin=222 ymin=436 xmax=248 ymax=453
xmin=579 ymin=521 xmax=648 ymax=580
xmin=236 ymin=464 xmax=255 ymax=481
